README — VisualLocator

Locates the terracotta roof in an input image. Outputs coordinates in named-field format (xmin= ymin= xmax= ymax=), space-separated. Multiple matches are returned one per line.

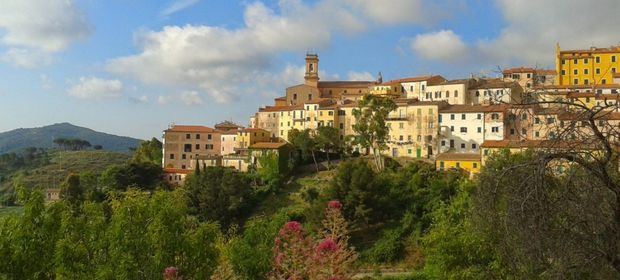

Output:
xmin=436 ymin=153 xmax=481 ymax=161
xmin=469 ymin=79 xmax=518 ymax=90
xmin=439 ymin=79 xmax=472 ymax=85
xmin=566 ymin=92 xmax=597 ymax=98
xmin=559 ymin=45 xmax=620 ymax=54
xmin=220 ymin=131 xmax=238 ymax=135
xmin=614 ymin=73 xmax=620 ymax=78
xmin=259 ymin=104 xmax=304 ymax=112
xmin=502 ymin=67 xmax=556 ymax=76
xmin=318 ymin=81 xmax=375 ymax=88
xmin=558 ymin=110 xmax=620 ymax=121
xmin=481 ymin=140 xmax=598 ymax=149
xmin=163 ymin=168 xmax=194 ymax=175
xmin=240 ymin=128 xmax=269 ymax=133
xmin=533 ymin=84 xmax=620 ymax=90
xmin=274 ymin=96 xmax=287 ymax=101
xmin=440 ymin=104 xmax=507 ymax=113
xmin=387 ymin=75 xmax=446 ymax=84
xmin=165 ymin=125 xmax=217 ymax=133
xmin=250 ymin=142 xmax=289 ymax=149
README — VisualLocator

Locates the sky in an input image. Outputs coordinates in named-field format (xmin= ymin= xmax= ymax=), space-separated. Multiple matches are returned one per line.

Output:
xmin=0 ymin=0 xmax=619 ymax=140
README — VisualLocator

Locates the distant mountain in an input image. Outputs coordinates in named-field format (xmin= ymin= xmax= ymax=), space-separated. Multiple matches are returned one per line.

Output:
xmin=0 ymin=123 xmax=143 ymax=154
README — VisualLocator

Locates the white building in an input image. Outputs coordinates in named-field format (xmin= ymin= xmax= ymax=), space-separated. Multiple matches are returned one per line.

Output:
xmin=423 ymin=79 xmax=471 ymax=105
xmin=468 ymin=79 xmax=522 ymax=105
xmin=392 ymin=75 xmax=446 ymax=99
xmin=438 ymin=105 xmax=487 ymax=154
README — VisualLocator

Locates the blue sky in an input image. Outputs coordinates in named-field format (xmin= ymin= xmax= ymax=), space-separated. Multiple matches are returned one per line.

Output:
xmin=1 ymin=0 xmax=618 ymax=140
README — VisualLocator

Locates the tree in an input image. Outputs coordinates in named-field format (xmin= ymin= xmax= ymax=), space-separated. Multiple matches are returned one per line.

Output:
xmin=470 ymin=83 xmax=620 ymax=277
xmin=132 ymin=137 xmax=163 ymax=165
xmin=352 ymin=94 xmax=397 ymax=171
xmin=329 ymin=159 xmax=381 ymax=226
xmin=60 ymin=173 xmax=84 ymax=206
xmin=315 ymin=126 xmax=342 ymax=169
xmin=288 ymin=128 xmax=319 ymax=171
xmin=184 ymin=167 xmax=253 ymax=228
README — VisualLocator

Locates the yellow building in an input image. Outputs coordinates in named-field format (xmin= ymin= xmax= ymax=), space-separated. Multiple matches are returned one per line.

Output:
xmin=556 ymin=43 xmax=620 ymax=86
xmin=435 ymin=153 xmax=481 ymax=175
xmin=237 ymin=128 xmax=271 ymax=149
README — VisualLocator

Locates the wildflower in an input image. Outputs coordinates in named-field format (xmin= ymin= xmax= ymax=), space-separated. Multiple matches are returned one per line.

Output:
xmin=317 ymin=238 xmax=339 ymax=253
xmin=328 ymin=200 xmax=342 ymax=209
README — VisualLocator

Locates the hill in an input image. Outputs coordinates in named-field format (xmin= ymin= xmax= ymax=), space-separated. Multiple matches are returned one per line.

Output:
xmin=0 ymin=123 xmax=142 ymax=154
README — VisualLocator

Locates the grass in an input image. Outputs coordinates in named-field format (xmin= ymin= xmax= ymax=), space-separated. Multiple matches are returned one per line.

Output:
xmin=2 ymin=150 xmax=131 ymax=190
xmin=0 ymin=206 xmax=24 ymax=217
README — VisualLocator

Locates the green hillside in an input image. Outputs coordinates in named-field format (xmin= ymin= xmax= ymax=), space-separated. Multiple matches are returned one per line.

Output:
xmin=1 ymin=150 xmax=131 ymax=190
xmin=0 ymin=122 xmax=142 ymax=154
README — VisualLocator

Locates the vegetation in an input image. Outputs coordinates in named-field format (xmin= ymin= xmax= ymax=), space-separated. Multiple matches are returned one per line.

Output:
xmin=0 ymin=122 xmax=141 ymax=154
xmin=53 ymin=138 xmax=92 ymax=151
xmin=352 ymin=94 xmax=397 ymax=171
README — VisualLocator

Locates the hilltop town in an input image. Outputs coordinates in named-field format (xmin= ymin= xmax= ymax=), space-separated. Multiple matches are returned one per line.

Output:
xmin=162 ymin=43 xmax=620 ymax=184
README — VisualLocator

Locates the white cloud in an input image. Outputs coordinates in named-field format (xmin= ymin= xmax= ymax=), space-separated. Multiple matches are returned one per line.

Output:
xmin=476 ymin=0 xmax=620 ymax=66
xmin=180 ymin=91 xmax=204 ymax=106
xmin=0 ymin=0 xmax=91 ymax=53
xmin=67 ymin=77 xmax=124 ymax=100
xmin=107 ymin=0 xmax=458 ymax=103
xmin=410 ymin=1 xmax=620 ymax=68
xmin=347 ymin=71 xmax=375 ymax=81
xmin=157 ymin=91 xmax=204 ymax=106
xmin=1 ymin=48 xmax=53 ymax=68
xmin=130 ymin=95 xmax=149 ymax=104
xmin=411 ymin=30 xmax=467 ymax=62
xmin=161 ymin=0 xmax=200 ymax=17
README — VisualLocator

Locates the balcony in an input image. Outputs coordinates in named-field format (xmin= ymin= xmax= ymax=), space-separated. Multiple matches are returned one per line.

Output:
xmin=386 ymin=114 xmax=408 ymax=121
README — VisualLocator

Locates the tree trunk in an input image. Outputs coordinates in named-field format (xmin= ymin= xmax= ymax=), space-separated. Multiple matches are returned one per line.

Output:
xmin=612 ymin=193 xmax=620 ymax=274
xmin=311 ymin=150 xmax=319 ymax=172
xmin=326 ymin=150 xmax=331 ymax=170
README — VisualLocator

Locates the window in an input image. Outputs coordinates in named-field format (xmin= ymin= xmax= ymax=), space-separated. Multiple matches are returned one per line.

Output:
xmin=521 ymin=128 xmax=527 ymax=135
xmin=449 ymin=140 xmax=454 ymax=148
xmin=181 ymin=165 xmax=186 ymax=169
xmin=477 ymin=127 xmax=482 ymax=133
xmin=293 ymin=93 xmax=297 ymax=100
xmin=417 ymin=135 xmax=422 ymax=141
xmin=584 ymin=79 xmax=589 ymax=85
xmin=182 ymin=154 xmax=186 ymax=160
xmin=596 ymin=68 xmax=601 ymax=74
xmin=460 ymin=143 xmax=465 ymax=149
xmin=484 ymin=149 xmax=489 ymax=156
xmin=450 ymin=114 xmax=455 ymax=120
xmin=455 ymin=90 xmax=458 ymax=97
xmin=185 ymin=134 xmax=190 ymax=139
xmin=477 ymin=114 xmax=482 ymax=119
xmin=399 ymin=135 xmax=404 ymax=141
xmin=208 ymin=134 xmax=212 ymax=140
xmin=612 ymin=68 xmax=617 ymax=74
xmin=573 ymin=78 xmax=579 ymax=85
xmin=446 ymin=91 xmax=450 ymax=97
xmin=535 ymin=131 xmax=540 ymax=137
xmin=584 ymin=69 xmax=589 ymax=75
xmin=441 ymin=140 xmax=446 ymax=146
xmin=573 ymin=59 xmax=578 ymax=64
xmin=527 ymin=73 xmax=531 ymax=78
xmin=339 ymin=123 xmax=344 ymax=129
xmin=422 ymin=84 xmax=425 ymax=90
xmin=439 ymin=161 xmax=444 ymax=169
xmin=491 ymin=113 xmax=499 ymax=120
xmin=460 ymin=127 xmax=467 ymax=133
xmin=534 ymin=117 xmax=540 ymax=124
xmin=595 ymin=56 xmax=600 ymax=63
xmin=473 ymin=163 xmax=478 ymax=168
xmin=586 ymin=97 xmax=590 ymax=103
xmin=184 ymin=144 xmax=192 ymax=152
xmin=399 ymin=123 xmax=404 ymax=129
xmin=472 ymin=143 xmax=477 ymax=149
xmin=475 ymin=90 xmax=480 ymax=97
xmin=461 ymin=114 xmax=466 ymax=120
xmin=169 ymin=154 xmax=174 ymax=159
xmin=328 ymin=111 xmax=334 ymax=116
xmin=584 ymin=58 xmax=588 ymax=64
xmin=612 ymin=55 xmax=617 ymax=63
xmin=521 ymin=113 xmax=527 ymax=120
xmin=573 ymin=69 xmax=578 ymax=75
xmin=602 ymin=79 xmax=607 ymax=84
xmin=195 ymin=144 xmax=200 ymax=150
xmin=450 ymin=126 xmax=454 ymax=132
xmin=491 ymin=127 xmax=499 ymax=133
xmin=561 ymin=70 xmax=566 ymax=75
xmin=280 ymin=131 xmax=283 ymax=136
xmin=456 ymin=162 xmax=460 ymax=168
xmin=510 ymin=128 xmax=515 ymax=135
xmin=438 ymin=115 xmax=442 ymax=123
xmin=562 ymin=59 xmax=566 ymax=65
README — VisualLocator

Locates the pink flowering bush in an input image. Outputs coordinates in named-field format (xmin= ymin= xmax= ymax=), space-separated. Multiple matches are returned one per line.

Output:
xmin=269 ymin=201 xmax=358 ymax=280
xmin=163 ymin=266 xmax=182 ymax=280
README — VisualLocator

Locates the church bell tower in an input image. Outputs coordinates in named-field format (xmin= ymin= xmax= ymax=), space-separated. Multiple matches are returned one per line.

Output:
xmin=304 ymin=53 xmax=319 ymax=87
